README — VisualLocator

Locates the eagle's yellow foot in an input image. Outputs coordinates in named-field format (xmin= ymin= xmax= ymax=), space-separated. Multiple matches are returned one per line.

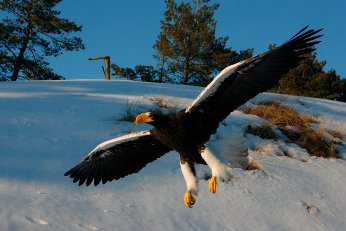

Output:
xmin=209 ymin=176 xmax=217 ymax=193
xmin=184 ymin=191 xmax=195 ymax=208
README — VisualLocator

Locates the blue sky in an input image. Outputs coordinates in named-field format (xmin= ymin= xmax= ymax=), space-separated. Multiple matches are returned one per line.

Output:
xmin=5 ymin=0 xmax=346 ymax=79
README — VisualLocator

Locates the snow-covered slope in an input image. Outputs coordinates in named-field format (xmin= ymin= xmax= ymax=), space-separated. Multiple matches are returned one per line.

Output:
xmin=1 ymin=80 xmax=345 ymax=231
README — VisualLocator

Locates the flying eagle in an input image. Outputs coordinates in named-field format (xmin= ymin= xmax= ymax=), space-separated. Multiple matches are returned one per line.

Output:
xmin=65 ymin=26 xmax=323 ymax=208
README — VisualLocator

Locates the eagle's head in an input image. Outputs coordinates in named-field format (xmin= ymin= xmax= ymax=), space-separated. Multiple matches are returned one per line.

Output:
xmin=135 ymin=112 xmax=169 ymax=126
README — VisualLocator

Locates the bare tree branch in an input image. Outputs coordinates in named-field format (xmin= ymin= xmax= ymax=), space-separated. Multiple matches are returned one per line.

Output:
xmin=0 ymin=41 xmax=17 ymax=58
xmin=88 ymin=56 xmax=108 ymax=61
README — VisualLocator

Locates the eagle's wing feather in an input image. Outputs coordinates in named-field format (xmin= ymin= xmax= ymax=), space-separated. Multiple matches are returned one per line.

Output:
xmin=64 ymin=131 xmax=172 ymax=186
xmin=186 ymin=26 xmax=323 ymax=143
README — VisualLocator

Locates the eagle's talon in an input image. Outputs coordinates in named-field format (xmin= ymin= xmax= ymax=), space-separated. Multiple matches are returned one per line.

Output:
xmin=209 ymin=176 xmax=217 ymax=193
xmin=184 ymin=191 xmax=195 ymax=208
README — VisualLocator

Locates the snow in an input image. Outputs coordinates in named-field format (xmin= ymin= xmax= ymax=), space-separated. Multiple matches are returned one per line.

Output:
xmin=1 ymin=80 xmax=346 ymax=231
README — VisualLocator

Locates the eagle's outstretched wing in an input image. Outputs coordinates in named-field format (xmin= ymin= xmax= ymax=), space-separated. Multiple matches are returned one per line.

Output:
xmin=186 ymin=26 xmax=323 ymax=143
xmin=65 ymin=131 xmax=172 ymax=186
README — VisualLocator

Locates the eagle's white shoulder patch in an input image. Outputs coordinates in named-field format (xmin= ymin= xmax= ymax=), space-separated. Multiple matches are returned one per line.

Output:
xmin=85 ymin=131 xmax=151 ymax=159
xmin=185 ymin=61 xmax=245 ymax=113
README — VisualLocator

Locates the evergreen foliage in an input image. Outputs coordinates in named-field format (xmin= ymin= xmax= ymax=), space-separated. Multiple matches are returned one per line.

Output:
xmin=153 ymin=0 xmax=252 ymax=85
xmin=271 ymin=44 xmax=346 ymax=102
xmin=135 ymin=65 xmax=159 ymax=82
xmin=111 ymin=64 xmax=160 ymax=82
xmin=0 ymin=0 xmax=84 ymax=81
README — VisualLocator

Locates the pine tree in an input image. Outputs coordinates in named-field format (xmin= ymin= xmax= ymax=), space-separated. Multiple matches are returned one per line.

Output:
xmin=111 ymin=64 xmax=159 ymax=82
xmin=272 ymin=46 xmax=346 ymax=102
xmin=153 ymin=0 xmax=252 ymax=85
xmin=135 ymin=65 xmax=159 ymax=82
xmin=0 ymin=0 xmax=84 ymax=81
xmin=153 ymin=32 xmax=172 ymax=83
xmin=111 ymin=64 xmax=137 ymax=80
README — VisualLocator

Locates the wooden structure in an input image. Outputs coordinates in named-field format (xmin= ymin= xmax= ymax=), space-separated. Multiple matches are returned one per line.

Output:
xmin=88 ymin=56 xmax=110 ymax=80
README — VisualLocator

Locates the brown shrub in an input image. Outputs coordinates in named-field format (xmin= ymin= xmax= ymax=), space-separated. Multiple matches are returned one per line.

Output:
xmin=297 ymin=129 xmax=336 ymax=158
xmin=118 ymin=101 xmax=138 ymax=122
xmin=243 ymin=101 xmax=337 ymax=158
xmin=148 ymin=96 xmax=178 ymax=109
xmin=148 ymin=97 xmax=171 ymax=108
xmin=329 ymin=130 xmax=343 ymax=140
xmin=246 ymin=157 xmax=262 ymax=170
xmin=118 ymin=97 xmax=175 ymax=122
xmin=243 ymin=101 xmax=315 ymax=129
xmin=246 ymin=124 xmax=277 ymax=140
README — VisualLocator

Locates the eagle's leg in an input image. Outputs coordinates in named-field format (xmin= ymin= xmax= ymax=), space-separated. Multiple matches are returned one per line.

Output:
xmin=180 ymin=157 xmax=198 ymax=208
xmin=199 ymin=145 xmax=231 ymax=194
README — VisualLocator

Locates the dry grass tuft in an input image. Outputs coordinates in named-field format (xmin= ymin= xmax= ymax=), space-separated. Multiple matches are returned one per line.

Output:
xmin=148 ymin=97 xmax=170 ymax=108
xmin=246 ymin=124 xmax=277 ymax=140
xmin=329 ymin=130 xmax=343 ymax=140
xmin=243 ymin=101 xmax=315 ymax=129
xmin=243 ymin=101 xmax=338 ymax=158
xmin=118 ymin=97 xmax=176 ymax=122
xmin=148 ymin=96 xmax=178 ymax=109
xmin=246 ymin=157 xmax=262 ymax=170
xmin=298 ymin=128 xmax=336 ymax=158
xmin=303 ymin=201 xmax=320 ymax=215
xmin=118 ymin=101 xmax=138 ymax=122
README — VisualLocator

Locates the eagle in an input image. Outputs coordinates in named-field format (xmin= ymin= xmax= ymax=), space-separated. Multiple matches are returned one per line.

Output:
xmin=65 ymin=26 xmax=323 ymax=208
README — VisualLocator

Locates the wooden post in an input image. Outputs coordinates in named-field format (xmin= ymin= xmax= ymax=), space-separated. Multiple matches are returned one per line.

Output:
xmin=88 ymin=56 xmax=111 ymax=80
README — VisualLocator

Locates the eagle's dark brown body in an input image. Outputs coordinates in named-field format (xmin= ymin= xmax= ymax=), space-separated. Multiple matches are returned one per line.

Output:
xmin=148 ymin=111 xmax=206 ymax=164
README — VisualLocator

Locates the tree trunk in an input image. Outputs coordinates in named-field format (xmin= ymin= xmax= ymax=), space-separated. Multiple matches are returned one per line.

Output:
xmin=11 ymin=63 xmax=22 ymax=81
xmin=182 ymin=61 xmax=189 ymax=84
xmin=11 ymin=17 xmax=32 ymax=81
xmin=103 ymin=56 xmax=110 ymax=80
xmin=88 ymin=56 xmax=110 ymax=80
xmin=159 ymin=55 xmax=165 ymax=83
xmin=11 ymin=44 xmax=28 ymax=81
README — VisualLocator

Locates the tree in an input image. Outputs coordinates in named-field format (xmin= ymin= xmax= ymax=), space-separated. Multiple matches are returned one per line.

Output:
xmin=153 ymin=32 xmax=172 ymax=83
xmin=272 ymin=45 xmax=346 ymax=102
xmin=111 ymin=64 xmax=137 ymax=80
xmin=153 ymin=0 xmax=252 ymax=85
xmin=135 ymin=65 xmax=159 ymax=82
xmin=111 ymin=64 xmax=159 ymax=82
xmin=0 ymin=0 xmax=84 ymax=81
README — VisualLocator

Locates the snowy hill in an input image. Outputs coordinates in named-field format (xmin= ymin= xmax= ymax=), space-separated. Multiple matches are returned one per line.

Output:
xmin=1 ymin=80 xmax=346 ymax=231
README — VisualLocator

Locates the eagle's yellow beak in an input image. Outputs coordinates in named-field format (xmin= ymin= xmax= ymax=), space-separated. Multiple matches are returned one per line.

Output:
xmin=135 ymin=113 xmax=154 ymax=124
